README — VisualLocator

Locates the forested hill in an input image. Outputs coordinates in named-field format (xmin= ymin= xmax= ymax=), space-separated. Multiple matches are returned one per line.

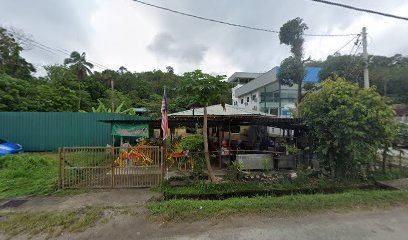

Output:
xmin=1 ymin=27 xmax=407 ymax=118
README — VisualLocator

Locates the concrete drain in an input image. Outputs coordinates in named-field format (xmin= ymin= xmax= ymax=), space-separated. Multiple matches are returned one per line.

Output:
xmin=0 ymin=199 xmax=28 ymax=209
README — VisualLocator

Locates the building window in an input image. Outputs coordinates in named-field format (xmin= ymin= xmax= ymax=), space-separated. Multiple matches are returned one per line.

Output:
xmin=247 ymin=97 xmax=249 ymax=102
xmin=252 ymin=95 xmax=256 ymax=100
xmin=241 ymin=99 xmax=243 ymax=104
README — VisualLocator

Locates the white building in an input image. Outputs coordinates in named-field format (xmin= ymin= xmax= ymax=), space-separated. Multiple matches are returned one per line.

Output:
xmin=229 ymin=66 xmax=321 ymax=118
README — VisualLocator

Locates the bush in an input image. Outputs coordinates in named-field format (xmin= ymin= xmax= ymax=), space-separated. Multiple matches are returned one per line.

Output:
xmin=394 ymin=123 xmax=408 ymax=147
xmin=179 ymin=134 xmax=204 ymax=152
xmin=178 ymin=135 xmax=205 ymax=177
xmin=297 ymin=78 xmax=396 ymax=178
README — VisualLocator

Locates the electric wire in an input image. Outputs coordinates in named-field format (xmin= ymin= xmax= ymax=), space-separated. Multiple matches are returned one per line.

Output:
xmin=309 ymin=0 xmax=408 ymax=21
xmin=333 ymin=34 xmax=360 ymax=55
xmin=132 ymin=0 xmax=359 ymax=37
xmin=9 ymin=31 xmax=109 ymax=70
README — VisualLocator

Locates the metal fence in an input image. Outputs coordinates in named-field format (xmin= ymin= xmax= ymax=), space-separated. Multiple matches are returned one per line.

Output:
xmin=59 ymin=146 xmax=162 ymax=189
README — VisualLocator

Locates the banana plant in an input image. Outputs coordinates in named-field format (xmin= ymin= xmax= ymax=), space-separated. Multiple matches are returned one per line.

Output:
xmin=81 ymin=99 xmax=136 ymax=115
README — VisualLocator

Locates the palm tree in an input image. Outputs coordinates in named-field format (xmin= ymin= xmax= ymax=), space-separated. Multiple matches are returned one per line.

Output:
xmin=64 ymin=51 xmax=94 ymax=109
xmin=181 ymin=70 xmax=230 ymax=182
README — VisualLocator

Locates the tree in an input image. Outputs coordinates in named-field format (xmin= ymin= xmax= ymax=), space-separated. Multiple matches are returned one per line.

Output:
xmin=278 ymin=18 xmax=308 ymax=104
xmin=181 ymin=70 xmax=230 ymax=182
xmin=0 ymin=73 xmax=78 ymax=112
xmin=319 ymin=54 xmax=364 ymax=85
xmin=319 ymin=54 xmax=408 ymax=104
xmin=394 ymin=123 xmax=408 ymax=147
xmin=64 ymin=51 xmax=94 ymax=109
xmin=0 ymin=27 xmax=35 ymax=79
xmin=0 ymin=73 xmax=34 ymax=111
xmin=297 ymin=78 xmax=396 ymax=178
xmin=44 ymin=64 xmax=78 ymax=89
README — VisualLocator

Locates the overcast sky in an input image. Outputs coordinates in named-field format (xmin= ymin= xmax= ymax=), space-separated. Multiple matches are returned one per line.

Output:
xmin=1 ymin=0 xmax=407 ymax=76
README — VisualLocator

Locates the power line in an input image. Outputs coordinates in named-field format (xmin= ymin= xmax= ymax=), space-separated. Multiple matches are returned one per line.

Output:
xmin=348 ymin=36 xmax=361 ymax=55
xmin=333 ymin=34 xmax=360 ymax=55
xmin=309 ymin=0 xmax=408 ymax=21
xmin=132 ymin=0 xmax=358 ymax=37
xmin=9 ymin=30 xmax=109 ymax=70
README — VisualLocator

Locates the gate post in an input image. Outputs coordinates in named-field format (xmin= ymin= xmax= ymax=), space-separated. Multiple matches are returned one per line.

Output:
xmin=111 ymin=146 xmax=115 ymax=188
xmin=59 ymin=147 xmax=64 ymax=190
xmin=161 ymin=146 xmax=165 ymax=179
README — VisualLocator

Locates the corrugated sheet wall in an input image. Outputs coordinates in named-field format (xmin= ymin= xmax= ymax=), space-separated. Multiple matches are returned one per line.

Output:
xmin=0 ymin=112 xmax=145 ymax=151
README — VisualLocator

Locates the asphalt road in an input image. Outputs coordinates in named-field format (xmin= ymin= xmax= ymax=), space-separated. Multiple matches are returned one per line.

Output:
xmin=1 ymin=190 xmax=407 ymax=240
xmin=69 ymin=207 xmax=408 ymax=240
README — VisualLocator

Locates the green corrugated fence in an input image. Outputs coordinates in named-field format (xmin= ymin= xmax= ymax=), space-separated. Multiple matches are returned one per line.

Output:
xmin=0 ymin=112 xmax=148 ymax=151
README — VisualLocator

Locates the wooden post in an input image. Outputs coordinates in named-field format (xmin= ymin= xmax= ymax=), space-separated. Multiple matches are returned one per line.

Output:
xmin=58 ymin=148 xmax=63 ymax=190
xmin=228 ymin=121 xmax=232 ymax=151
xmin=218 ymin=125 xmax=222 ymax=168
xmin=111 ymin=146 xmax=115 ymax=188
xmin=162 ymin=138 xmax=167 ymax=178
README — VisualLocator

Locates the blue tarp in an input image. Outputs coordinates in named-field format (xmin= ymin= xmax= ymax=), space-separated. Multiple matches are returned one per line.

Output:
xmin=275 ymin=66 xmax=321 ymax=83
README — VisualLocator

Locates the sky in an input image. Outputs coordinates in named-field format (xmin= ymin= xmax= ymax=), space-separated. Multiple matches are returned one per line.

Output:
xmin=1 ymin=0 xmax=407 ymax=77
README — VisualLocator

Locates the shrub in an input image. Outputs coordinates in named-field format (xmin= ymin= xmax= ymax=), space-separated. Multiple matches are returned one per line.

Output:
xmin=179 ymin=134 xmax=204 ymax=152
xmin=297 ymin=78 xmax=396 ymax=178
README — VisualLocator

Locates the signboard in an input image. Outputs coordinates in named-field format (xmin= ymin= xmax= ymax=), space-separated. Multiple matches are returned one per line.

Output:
xmin=112 ymin=124 xmax=149 ymax=137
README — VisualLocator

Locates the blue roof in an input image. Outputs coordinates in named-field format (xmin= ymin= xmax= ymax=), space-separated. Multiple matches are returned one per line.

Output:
xmin=304 ymin=67 xmax=321 ymax=83
xmin=275 ymin=66 xmax=321 ymax=83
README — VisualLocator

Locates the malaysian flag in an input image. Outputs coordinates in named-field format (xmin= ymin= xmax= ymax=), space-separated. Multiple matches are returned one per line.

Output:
xmin=161 ymin=88 xmax=169 ymax=140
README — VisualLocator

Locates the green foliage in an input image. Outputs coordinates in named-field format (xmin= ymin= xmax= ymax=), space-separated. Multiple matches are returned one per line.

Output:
xmin=0 ymin=73 xmax=35 ymax=111
xmin=0 ymin=154 xmax=58 ymax=198
xmin=63 ymin=51 xmax=94 ymax=80
xmin=0 ymin=73 xmax=78 ymax=111
xmin=303 ymin=82 xmax=318 ymax=91
xmin=86 ymin=99 xmax=135 ymax=115
xmin=279 ymin=17 xmax=308 ymax=59
xmin=0 ymin=27 xmax=35 ymax=79
xmin=297 ymin=78 xmax=396 ymax=177
xmin=147 ymin=190 xmax=408 ymax=221
xmin=180 ymin=70 xmax=231 ymax=108
xmin=395 ymin=123 xmax=408 ymax=146
xmin=179 ymin=134 xmax=204 ymax=152
xmin=180 ymin=70 xmax=232 ymax=181
xmin=0 ymin=206 xmax=116 ymax=238
xmin=319 ymin=54 xmax=408 ymax=104
xmin=371 ymin=168 xmax=408 ymax=181
xmin=319 ymin=54 xmax=364 ymax=85
xmin=155 ymin=181 xmax=263 ymax=195
xmin=278 ymin=18 xmax=308 ymax=102
xmin=278 ymin=56 xmax=305 ymax=87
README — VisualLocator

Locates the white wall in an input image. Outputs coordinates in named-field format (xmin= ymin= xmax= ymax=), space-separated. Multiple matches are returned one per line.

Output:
xmin=235 ymin=91 xmax=260 ymax=111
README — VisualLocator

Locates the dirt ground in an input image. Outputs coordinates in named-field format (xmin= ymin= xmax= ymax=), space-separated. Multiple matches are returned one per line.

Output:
xmin=1 ymin=189 xmax=408 ymax=240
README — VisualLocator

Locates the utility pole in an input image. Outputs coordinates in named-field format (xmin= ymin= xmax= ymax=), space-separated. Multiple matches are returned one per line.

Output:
xmin=362 ymin=27 xmax=369 ymax=89
xmin=111 ymin=79 xmax=115 ymax=112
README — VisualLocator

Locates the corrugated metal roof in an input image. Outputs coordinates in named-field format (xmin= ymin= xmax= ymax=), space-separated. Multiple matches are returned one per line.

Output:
xmin=234 ymin=67 xmax=321 ymax=97
xmin=227 ymin=72 xmax=263 ymax=82
xmin=235 ymin=68 xmax=277 ymax=97
xmin=170 ymin=104 xmax=276 ymax=117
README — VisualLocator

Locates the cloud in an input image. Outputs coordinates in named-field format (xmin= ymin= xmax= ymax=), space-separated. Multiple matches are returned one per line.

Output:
xmin=147 ymin=32 xmax=208 ymax=66
xmin=0 ymin=0 xmax=98 ymax=74
xmin=1 ymin=0 xmax=408 ymax=76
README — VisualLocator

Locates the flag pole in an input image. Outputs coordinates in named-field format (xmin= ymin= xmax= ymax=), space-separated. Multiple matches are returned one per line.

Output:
xmin=161 ymin=85 xmax=168 ymax=179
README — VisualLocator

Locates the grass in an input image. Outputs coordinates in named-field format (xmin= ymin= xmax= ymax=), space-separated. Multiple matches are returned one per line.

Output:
xmin=0 ymin=206 xmax=126 ymax=239
xmin=371 ymin=168 xmax=408 ymax=181
xmin=152 ymin=181 xmax=265 ymax=195
xmin=154 ymin=167 xmax=408 ymax=198
xmin=147 ymin=189 xmax=408 ymax=221
xmin=0 ymin=153 xmax=59 ymax=199
xmin=153 ymin=177 xmax=371 ymax=197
